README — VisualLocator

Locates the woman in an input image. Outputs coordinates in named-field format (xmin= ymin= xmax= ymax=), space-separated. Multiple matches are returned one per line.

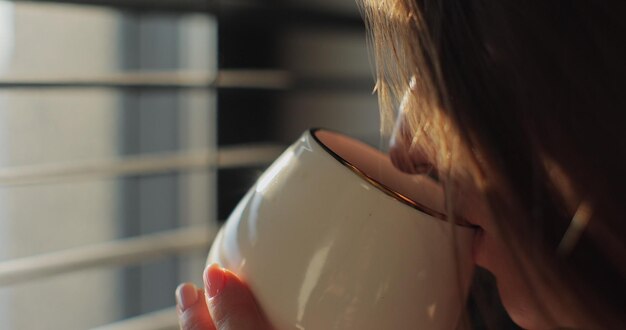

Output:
xmin=176 ymin=1 xmax=626 ymax=329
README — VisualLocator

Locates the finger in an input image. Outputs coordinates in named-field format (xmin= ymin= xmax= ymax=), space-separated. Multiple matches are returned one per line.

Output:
xmin=176 ymin=282 xmax=217 ymax=330
xmin=204 ymin=264 xmax=271 ymax=330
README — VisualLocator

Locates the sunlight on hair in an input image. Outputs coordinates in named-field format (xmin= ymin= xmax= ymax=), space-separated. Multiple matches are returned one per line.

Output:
xmin=359 ymin=0 xmax=409 ymax=22
xmin=427 ymin=303 xmax=437 ymax=320
xmin=358 ymin=0 xmax=489 ymax=208
xmin=557 ymin=201 xmax=593 ymax=256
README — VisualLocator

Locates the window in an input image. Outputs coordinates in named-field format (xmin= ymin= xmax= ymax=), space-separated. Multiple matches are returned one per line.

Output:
xmin=0 ymin=0 xmax=378 ymax=328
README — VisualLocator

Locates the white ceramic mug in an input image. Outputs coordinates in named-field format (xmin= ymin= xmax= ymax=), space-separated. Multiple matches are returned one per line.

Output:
xmin=207 ymin=129 xmax=476 ymax=330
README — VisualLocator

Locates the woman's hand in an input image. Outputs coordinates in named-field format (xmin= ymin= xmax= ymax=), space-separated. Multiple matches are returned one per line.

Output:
xmin=176 ymin=264 xmax=271 ymax=330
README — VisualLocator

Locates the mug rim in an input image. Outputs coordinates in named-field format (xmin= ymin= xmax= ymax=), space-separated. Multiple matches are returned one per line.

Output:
xmin=310 ymin=128 xmax=471 ymax=227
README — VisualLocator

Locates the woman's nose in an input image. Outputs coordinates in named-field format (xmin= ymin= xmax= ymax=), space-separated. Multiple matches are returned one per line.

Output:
xmin=389 ymin=111 xmax=434 ymax=175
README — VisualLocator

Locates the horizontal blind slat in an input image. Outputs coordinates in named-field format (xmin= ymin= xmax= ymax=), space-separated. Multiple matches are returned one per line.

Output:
xmin=10 ymin=0 xmax=214 ymax=13
xmin=0 ymin=70 xmax=292 ymax=90
xmin=91 ymin=307 xmax=178 ymax=330
xmin=0 ymin=144 xmax=284 ymax=186
xmin=0 ymin=224 xmax=217 ymax=286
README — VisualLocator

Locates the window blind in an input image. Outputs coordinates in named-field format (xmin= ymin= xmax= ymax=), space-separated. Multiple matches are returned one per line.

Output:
xmin=0 ymin=1 xmax=375 ymax=329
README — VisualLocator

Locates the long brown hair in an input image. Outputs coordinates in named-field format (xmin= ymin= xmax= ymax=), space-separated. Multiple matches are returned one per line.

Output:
xmin=359 ymin=0 xmax=626 ymax=328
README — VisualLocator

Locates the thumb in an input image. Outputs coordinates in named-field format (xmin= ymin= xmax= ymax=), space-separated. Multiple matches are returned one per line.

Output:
xmin=204 ymin=264 xmax=271 ymax=330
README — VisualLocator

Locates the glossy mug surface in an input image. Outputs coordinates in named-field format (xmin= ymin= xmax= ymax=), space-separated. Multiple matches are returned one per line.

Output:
xmin=207 ymin=129 xmax=475 ymax=330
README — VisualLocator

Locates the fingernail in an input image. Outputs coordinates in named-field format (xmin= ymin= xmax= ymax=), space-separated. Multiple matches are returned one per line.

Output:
xmin=176 ymin=283 xmax=199 ymax=311
xmin=204 ymin=263 xmax=226 ymax=298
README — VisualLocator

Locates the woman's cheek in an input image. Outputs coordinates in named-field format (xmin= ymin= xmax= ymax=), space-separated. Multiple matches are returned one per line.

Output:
xmin=473 ymin=226 xmax=554 ymax=329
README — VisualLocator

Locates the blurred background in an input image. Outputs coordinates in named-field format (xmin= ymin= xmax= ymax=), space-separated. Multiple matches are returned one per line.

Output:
xmin=0 ymin=0 xmax=381 ymax=329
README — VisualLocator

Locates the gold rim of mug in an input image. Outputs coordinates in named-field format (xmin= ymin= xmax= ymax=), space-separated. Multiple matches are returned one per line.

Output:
xmin=310 ymin=128 xmax=473 ymax=227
